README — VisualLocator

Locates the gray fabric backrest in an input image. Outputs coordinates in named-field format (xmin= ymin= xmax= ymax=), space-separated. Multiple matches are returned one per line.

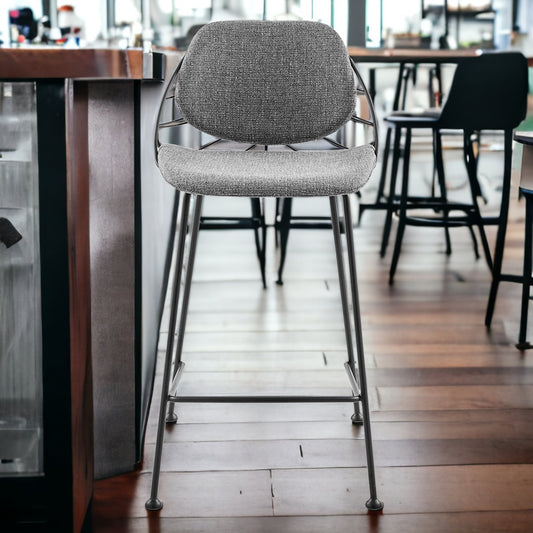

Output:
xmin=175 ymin=20 xmax=356 ymax=145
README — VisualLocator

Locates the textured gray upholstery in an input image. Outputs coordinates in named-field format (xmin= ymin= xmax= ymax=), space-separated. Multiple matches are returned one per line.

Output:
xmin=158 ymin=143 xmax=376 ymax=197
xmin=176 ymin=20 xmax=356 ymax=145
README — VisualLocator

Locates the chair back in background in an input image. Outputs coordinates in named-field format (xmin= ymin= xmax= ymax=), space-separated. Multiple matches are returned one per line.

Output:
xmin=439 ymin=51 xmax=528 ymax=132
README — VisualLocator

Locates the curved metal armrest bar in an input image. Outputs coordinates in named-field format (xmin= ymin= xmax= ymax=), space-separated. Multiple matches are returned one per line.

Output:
xmin=350 ymin=58 xmax=379 ymax=155
xmin=154 ymin=56 xmax=185 ymax=159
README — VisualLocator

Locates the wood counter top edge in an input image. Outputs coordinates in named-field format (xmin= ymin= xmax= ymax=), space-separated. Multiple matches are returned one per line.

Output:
xmin=0 ymin=47 xmax=171 ymax=80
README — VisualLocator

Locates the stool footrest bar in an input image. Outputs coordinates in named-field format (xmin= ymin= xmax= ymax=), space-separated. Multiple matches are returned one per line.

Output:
xmin=498 ymin=273 xmax=533 ymax=285
xmin=168 ymin=394 xmax=362 ymax=403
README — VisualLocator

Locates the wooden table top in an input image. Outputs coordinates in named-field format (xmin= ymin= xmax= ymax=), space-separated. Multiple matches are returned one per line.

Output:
xmin=347 ymin=46 xmax=484 ymax=63
xmin=0 ymin=47 xmax=163 ymax=80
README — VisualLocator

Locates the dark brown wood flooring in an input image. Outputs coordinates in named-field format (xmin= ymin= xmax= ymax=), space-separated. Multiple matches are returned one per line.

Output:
xmin=91 ymin=143 xmax=533 ymax=532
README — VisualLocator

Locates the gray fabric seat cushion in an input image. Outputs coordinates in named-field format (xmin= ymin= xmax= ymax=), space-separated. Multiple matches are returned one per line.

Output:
xmin=158 ymin=143 xmax=376 ymax=197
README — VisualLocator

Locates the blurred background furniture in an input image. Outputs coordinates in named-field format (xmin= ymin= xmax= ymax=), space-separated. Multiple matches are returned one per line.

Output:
xmin=378 ymin=51 xmax=528 ymax=284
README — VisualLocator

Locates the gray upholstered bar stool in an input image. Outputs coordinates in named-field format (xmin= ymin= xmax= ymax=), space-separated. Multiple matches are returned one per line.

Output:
xmin=145 ymin=20 xmax=383 ymax=513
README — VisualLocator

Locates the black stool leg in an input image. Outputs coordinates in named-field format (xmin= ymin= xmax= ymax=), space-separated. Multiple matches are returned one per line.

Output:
xmin=276 ymin=197 xmax=293 ymax=285
xmin=380 ymin=126 xmax=402 ymax=257
xmin=517 ymin=194 xmax=533 ymax=349
xmin=463 ymin=131 xmax=493 ymax=269
xmin=375 ymin=127 xmax=392 ymax=204
xmin=486 ymin=131 xmax=514 ymax=327
xmin=274 ymin=198 xmax=280 ymax=247
xmin=467 ymin=225 xmax=481 ymax=260
xmin=433 ymin=130 xmax=452 ymax=255
xmin=251 ymin=198 xmax=267 ymax=289
xmin=389 ymin=128 xmax=412 ymax=285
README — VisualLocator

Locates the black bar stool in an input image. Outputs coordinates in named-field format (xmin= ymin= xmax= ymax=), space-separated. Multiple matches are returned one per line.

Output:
xmin=381 ymin=52 xmax=528 ymax=285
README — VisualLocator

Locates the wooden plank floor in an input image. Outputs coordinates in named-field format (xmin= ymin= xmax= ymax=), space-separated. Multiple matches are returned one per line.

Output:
xmin=92 ymin=142 xmax=533 ymax=532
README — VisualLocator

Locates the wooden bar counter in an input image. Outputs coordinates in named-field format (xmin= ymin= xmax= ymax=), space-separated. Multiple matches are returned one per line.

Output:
xmin=0 ymin=46 xmax=148 ymax=79
xmin=0 ymin=46 xmax=179 ymax=532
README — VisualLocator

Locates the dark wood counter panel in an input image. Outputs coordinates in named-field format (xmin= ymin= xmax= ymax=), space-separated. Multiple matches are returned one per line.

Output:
xmin=0 ymin=48 xmax=177 ymax=532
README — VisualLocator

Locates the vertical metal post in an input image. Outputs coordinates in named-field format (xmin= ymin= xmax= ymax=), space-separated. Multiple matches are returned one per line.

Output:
xmin=380 ymin=125 xmax=402 ymax=258
xmin=141 ymin=0 xmax=151 ymax=32
xmin=106 ymin=0 xmax=115 ymax=33
xmin=342 ymin=195 xmax=384 ymax=511
xmin=47 ymin=0 xmax=58 ymax=28
xmin=486 ymin=130 xmax=514 ymax=327
xmin=462 ymin=131 xmax=492 ymax=268
xmin=434 ymin=129 xmax=452 ymax=255
xmin=166 ymin=195 xmax=204 ymax=422
xmin=276 ymin=197 xmax=293 ymax=285
xmin=518 ymin=194 xmax=533 ymax=348
xmin=329 ymin=197 xmax=362 ymax=424
xmin=388 ymin=127 xmax=411 ymax=285
xmin=145 ymin=193 xmax=191 ymax=511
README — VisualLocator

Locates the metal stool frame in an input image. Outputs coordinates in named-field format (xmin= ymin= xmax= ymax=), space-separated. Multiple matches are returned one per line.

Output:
xmin=145 ymin=22 xmax=384 ymax=513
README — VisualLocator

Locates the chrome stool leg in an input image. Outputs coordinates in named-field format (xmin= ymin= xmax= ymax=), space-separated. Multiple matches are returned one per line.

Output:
xmin=166 ymin=195 xmax=204 ymax=423
xmin=329 ymin=196 xmax=362 ymax=425
xmin=330 ymin=196 xmax=384 ymax=511
xmin=342 ymin=194 xmax=383 ymax=511
xmin=146 ymin=193 xmax=203 ymax=511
